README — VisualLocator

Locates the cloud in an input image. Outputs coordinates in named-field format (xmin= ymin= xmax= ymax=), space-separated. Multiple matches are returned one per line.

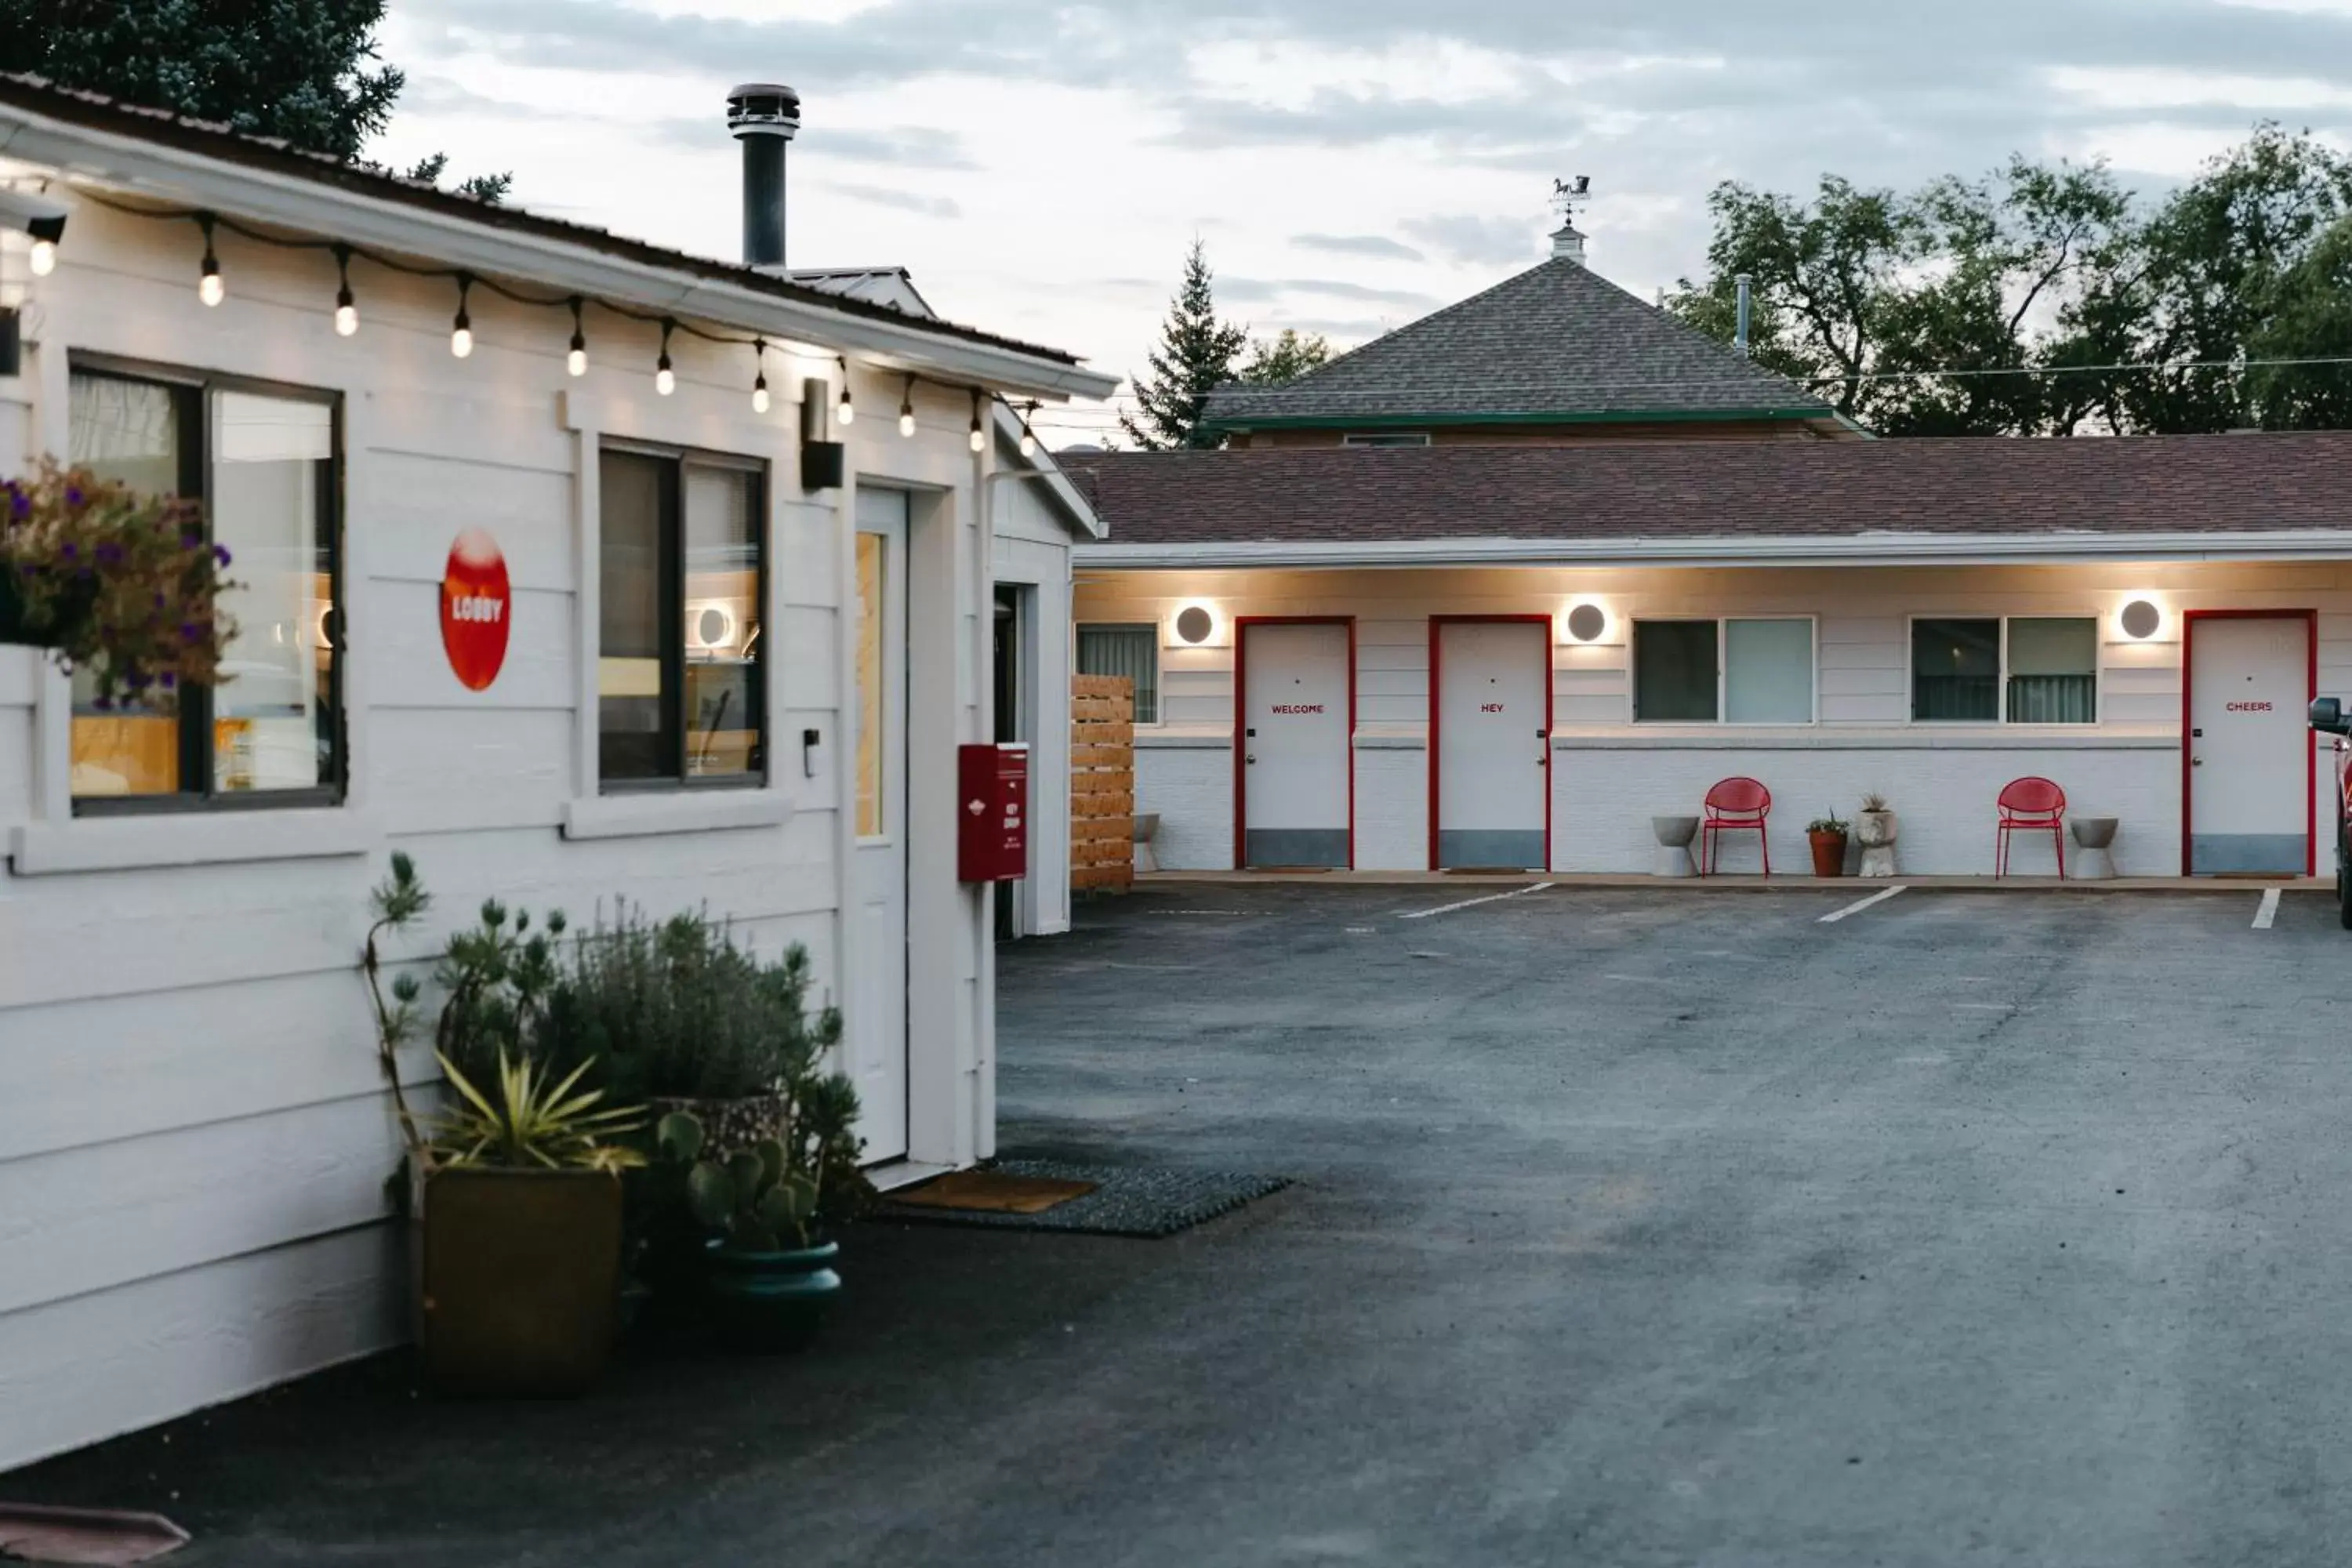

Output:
xmin=1293 ymin=232 xmax=1426 ymax=261
xmin=1403 ymin=213 xmax=1542 ymax=268
xmin=822 ymin=181 xmax=962 ymax=219
xmin=1221 ymin=277 xmax=1440 ymax=309
xmin=811 ymin=127 xmax=984 ymax=170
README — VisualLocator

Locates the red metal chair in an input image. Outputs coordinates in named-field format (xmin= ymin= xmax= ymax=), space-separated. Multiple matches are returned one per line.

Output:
xmin=1701 ymin=777 xmax=1773 ymax=877
xmin=1995 ymin=777 xmax=2067 ymax=878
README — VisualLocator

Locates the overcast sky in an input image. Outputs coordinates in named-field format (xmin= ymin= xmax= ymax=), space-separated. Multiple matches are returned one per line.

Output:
xmin=372 ymin=0 xmax=2352 ymax=443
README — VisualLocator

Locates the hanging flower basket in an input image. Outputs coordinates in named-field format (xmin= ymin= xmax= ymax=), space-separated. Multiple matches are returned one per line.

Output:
xmin=0 ymin=461 xmax=236 ymax=709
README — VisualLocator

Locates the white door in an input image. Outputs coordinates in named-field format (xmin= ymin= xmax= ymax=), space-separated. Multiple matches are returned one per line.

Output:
xmin=1436 ymin=620 xmax=1550 ymax=869
xmin=851 ymin=490 xmax=909 ymax=1160
xmin=2189 ymin=615 xmax=2310 ymax=876
xmin=1241 ymin=622 xmax=1352 ymax=868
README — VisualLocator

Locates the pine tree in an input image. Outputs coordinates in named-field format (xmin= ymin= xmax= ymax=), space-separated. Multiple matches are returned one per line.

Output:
xmin=1238 ymin=328 xmax=1333 ymax=387
xmin=0 ymin=0 xmax=509 ymax=200
xmin=1120 ymin=239 xmax=1249 ymax=451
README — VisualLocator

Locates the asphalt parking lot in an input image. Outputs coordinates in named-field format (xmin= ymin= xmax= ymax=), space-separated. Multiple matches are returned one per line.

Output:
xmin=14 ymin=880 xmax=2352 ymax=1566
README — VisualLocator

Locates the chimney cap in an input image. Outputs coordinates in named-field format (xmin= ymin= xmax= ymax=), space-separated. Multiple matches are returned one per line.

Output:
xmin=728 ymin=83 xmax=802 ymax=140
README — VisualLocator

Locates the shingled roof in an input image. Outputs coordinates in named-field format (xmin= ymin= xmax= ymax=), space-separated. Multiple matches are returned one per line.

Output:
xmin=1060 ymin=434 xmax=2352 ymax=551
xmin=1200 ymin=257 xmax=1836 ymax=430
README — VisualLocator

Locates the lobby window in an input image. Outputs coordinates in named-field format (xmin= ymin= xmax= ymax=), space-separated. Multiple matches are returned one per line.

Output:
xmin=1911 ymin=618 xmax=2096 ymax=724
xmin=1076 ymin=623 xmax=1160 ymax=724
xmin=1632 ymin=619 xmax=1815 ymax=724
xmin=66 ymin=363 xmax=343 ymax=810
xmin=598 ymin=447 xmax=766 ymax=787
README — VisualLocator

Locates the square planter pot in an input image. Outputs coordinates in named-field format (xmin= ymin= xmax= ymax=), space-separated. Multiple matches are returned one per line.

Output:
xmin=419 ymin=1166 xmax=626 ymax=1396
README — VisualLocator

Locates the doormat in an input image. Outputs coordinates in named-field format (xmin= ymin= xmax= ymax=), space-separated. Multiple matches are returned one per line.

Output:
xmin=887 ymin=1168 xmax=1099 ymax=1214
xmin=874 ymin=1160 xmax=1290 ymax=1239
xmin=0 ymin=1503 xmax=190 ymax=1565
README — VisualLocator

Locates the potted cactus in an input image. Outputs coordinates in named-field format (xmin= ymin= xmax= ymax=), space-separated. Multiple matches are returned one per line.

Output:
xmin=659 ymin=1081 xmax=860 ymax=1352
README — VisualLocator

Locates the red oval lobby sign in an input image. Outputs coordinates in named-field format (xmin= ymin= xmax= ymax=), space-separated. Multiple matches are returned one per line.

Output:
xmin=440 ymin=528 xmax=511 ymax=692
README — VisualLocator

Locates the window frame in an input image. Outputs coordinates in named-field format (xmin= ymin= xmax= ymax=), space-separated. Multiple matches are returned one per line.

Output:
xmin=65 ymin=353 xmax=347 ymax=818
xmin=1905 ymin=613 xmax=2102 ymax=728
xmin=1074 ymin=622 xmax=1163 ymax=727
xmin=595 ymin=437 xmax=771 ymax=795
xmin=1629 ymin=615 xmax=1818 ymax=727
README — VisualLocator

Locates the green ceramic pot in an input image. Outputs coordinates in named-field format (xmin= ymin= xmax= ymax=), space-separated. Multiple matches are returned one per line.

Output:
xmin=704 ymin=1237 xmax=841 ymax=1352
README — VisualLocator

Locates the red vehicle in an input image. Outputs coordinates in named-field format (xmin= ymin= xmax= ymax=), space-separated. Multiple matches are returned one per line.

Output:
xmin=2310 ymin=698 xmax=2352 ymax=927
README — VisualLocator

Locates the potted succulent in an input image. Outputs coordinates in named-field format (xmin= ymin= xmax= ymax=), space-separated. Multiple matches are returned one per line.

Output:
xmin=1806 ymin=811 xmax=1852 ymax=878
xmin=658 ymin=1069 xmax=862 ymax=1352
xmin=0 ymin=459 xmax=237 ymax=708
xmin=362 ymin=853 xmax=646 ymax=1394
xmin=1855 ymin=793 xmax=1900 ymax=877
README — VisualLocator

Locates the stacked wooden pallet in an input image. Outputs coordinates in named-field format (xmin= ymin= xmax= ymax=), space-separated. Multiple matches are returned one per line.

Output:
xmin=1071 ymin=674 xmax=1135 ymax=892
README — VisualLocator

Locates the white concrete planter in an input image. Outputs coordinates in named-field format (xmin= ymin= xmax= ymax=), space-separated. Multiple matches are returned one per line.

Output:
xmin=2071 ymin=816 xmax=2118 ymax=880
xmin=1650 ymin=815 xmax=1699 ymax=879
xmin=1855 ymin=811 xmax=1900 ymax=878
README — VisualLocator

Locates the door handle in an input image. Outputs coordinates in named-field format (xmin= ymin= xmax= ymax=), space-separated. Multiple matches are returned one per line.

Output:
xmin=1247 ymin=755 xmax=1257 ymax=764
xmin=2191 ymin=757 xmax=2205 ymax=767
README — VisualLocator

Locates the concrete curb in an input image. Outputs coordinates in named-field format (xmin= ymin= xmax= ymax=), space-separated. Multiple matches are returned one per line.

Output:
xmin=1130 ymin=871 xmax=2327 ymax=895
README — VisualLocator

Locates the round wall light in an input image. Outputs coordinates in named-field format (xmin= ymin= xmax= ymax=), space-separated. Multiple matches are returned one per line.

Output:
xmin=1174 ymin=604 xmax=1216 ymax=645
xmin=1564 ymin=603 xmax=1608 ymax=644
xmin=2120 ymin=599 xmax=2162 ymax=641
xmin=688 ymin=603 xmax=737 ymax=652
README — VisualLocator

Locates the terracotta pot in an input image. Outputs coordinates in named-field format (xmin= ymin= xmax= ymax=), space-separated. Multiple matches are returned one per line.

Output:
xmin=1809 ymin=830 xmax=1849 ymax=878
xmin=419 ymin=1167 xmax=625 ymax=1396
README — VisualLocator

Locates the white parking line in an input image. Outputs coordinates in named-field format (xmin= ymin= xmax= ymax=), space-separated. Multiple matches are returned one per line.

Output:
xmin=2253 ymin=888 xmax=2282 ymax=930
xmin=1399 ymin=883 xmax=1555 ymax=921
xmin=1820 ymin=885 xmax=1908 ymax=924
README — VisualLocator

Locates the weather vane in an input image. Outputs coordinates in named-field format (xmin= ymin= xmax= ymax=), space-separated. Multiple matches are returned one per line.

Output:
xmin=1552 ymin=176 xmax=1592 ymax=224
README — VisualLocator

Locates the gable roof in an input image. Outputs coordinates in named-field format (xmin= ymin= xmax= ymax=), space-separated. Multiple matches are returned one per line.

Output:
xmin=1061 ymin=434 xmax=2352 ymax=563
xmin=0 ymin=72 xmax=1108 ymax=394
xmin=1200 ymin=258 xmax=1835 ymax=430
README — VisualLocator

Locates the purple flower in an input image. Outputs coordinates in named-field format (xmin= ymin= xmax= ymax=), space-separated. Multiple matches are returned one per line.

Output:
xmin=180 ymin=532 xmax=201 ymax=549
xmin=158 ymin=672 xmax=176 ymax=690
xmin=179 ymin=621 xmax=202 ymax=644
xmin=64 ymin=486 xmax=83 ymax=507
xmin=9 ymin=491 xmax=27 ymax=519
xmin=96 ymin=543 xmax=123 ymax=566
xmin=212 ymin=544 xmax=231 ymax=567
xmin=56 ymin=542 xmax=74 ymax=561
xmin=128 ymin=671 xmax=151 ymax=690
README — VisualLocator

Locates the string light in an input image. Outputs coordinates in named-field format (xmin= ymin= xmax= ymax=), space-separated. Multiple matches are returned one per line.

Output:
xmin=332 ymin=244 xmax=357 ymax=337
xmin=898 ymin=376 xmax=916 ymax=438
xmin=968 ymin=391 xmax=985 ymax=454
xmin=197 ymin=213 xmax=223 ymax=307
xmin=27 ymin=235 xmax=56 ymax=276
xmin=449 ymin=274 xmax=473 ymax=358
xmin=751 ymin=339 xmax=770 ymax=414
xmin=655 ymin=318 xmax=676 ymax=396
xmin=1018 ymin=400 xmax=1039 ymax=459
xmin=566 ymin=296 xmax=587 ymax=377
xmin=836 ymin=358 xmax=855 ymax=426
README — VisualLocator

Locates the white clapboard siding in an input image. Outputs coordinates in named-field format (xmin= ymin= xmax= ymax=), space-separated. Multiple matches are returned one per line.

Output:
xmin=0 ymin=968 xmax=437 ymax=1164
xmin=0 ymin=1091 xmax=406 ymax=1316
xmin=372 ymin=708 xmax=574 ymax=836
xmin=0 ymin=1225 xmax=405 ymax=1472
xmin=368 ymin=582 xmax=578 ymax=711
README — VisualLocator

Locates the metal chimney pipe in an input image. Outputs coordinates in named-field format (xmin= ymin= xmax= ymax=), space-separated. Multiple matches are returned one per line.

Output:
xmin=727 ymin=83 xmax=801 ymax=269
xmin=1734 ymin=273 xmax=1753 ymax=357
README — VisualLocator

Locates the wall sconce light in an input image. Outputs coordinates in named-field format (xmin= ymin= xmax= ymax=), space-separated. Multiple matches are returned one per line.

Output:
xmin=2119 ymin=599 xmax=2163 ymax=641
xmin=1171 ymin=602 xmax=1219 ymax=646
xmin=1562 ymin=601 xmax=1609 ymax=644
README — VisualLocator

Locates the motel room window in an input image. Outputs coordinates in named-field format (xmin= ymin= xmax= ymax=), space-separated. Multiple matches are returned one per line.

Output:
xmin=1633 ymin=619 xmax=1815 ymax=724
xmin=65 ymin=363 xmax=343 ymax=811
xmin=1911 ymin=618 xmax=2096 ymax=724
xmin=1076 ymin=623 xmax=1160 ymax=724
xmin=598 ymin=447 xmax=766 ymax=788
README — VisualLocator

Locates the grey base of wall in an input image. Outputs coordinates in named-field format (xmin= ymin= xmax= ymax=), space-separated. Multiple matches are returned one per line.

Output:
xmin=2190 ymin=834 xmax=2309 ymax=875
xmin=1437 ymin=829 xmax=1546 ymax=871
xmin=1245 ymin=829 xmax=1350 ymax=868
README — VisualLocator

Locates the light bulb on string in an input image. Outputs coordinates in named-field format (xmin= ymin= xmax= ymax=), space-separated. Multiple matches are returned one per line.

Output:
xmin=968 ymin=393 xmax=985 ymax=454
xmin=566 ymin=296 xmax=587 ymax=377
xmin=655 ymin=318 xmax=676 ymax=396
xmin=898 ymin=376 xmax=916 ymax=438
xmin=332 ymin=245 xmax=357 ymax=337
xmin=27 ymin=238 xmax=55 ymax=277
xmin=197 ymin=214 xmax=223 ymax=307
xmin=751 ymin=339 xmax=770 ymax=414
xmin=1018 ymin=401 xmax=1039 ymax=459
xmin=837 ymin=360 xmax=855 ymax=426
xmin=449 ymin=274 xmax=473 ymax=359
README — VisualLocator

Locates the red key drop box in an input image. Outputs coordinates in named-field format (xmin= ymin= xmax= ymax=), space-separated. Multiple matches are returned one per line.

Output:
xmin=959 ymin=742 xmax=1029 ymax=882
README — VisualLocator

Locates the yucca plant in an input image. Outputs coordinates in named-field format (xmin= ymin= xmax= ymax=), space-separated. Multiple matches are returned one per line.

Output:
xmin=430 ymin=1049 xmax=647 ymax=1174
